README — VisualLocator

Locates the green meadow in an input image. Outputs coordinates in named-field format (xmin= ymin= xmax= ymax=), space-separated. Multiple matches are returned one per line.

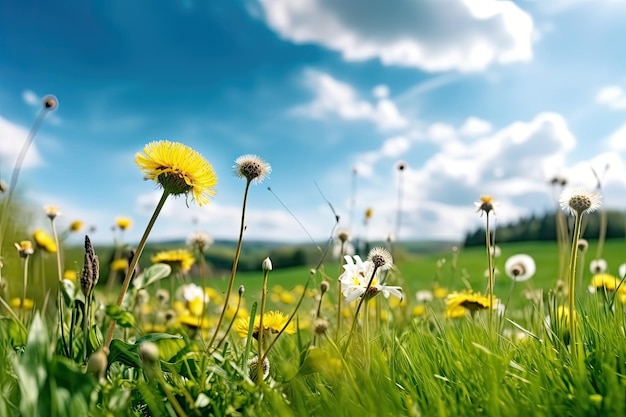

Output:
xmin=1 ymin=117 xmax=625 ymax=416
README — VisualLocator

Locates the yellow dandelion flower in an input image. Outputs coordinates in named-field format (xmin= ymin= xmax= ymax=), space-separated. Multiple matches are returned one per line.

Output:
xmin=178 ymin=314 xmax=211 ymax=329
xmin=475 ymin=195 xmax=496 ymax=215
xmin=151 ymin=249 xmax=195 ymax=273
xmin=110 ymin=258 xmax=128 ymax=272
xmin=9 ymin=298 xmax=34 ymax=310
xmin=204 ymin=287 xmax=224 ymax=306
xmin=235 ymin=310 xmax=296 ymax=338
xmin=32 ymin=229 xmax=57 ymax=253
xmin=279 ymin=291 xmax=296 ymax=305
xmin=433 ymin=287 xmax=449 ymax=299
xmin=63 ymin=270 xmax=77 ymax=282
xmin=14 ymin=240 xmax=34 ymax=258
xmin=364 ymin=207 xmax=374 ymax=220
xmin=445 ymin=291 xmax=497 ymax=317
xmin=135 ymin=140 xmax=217 ymax=206
xmin=589 ymin=273 xmax=624 ymax=293
xmin=69 ymin=220 xmax=84 ymax=232
xmin=412 ymin=305 xmax=427 ymax=317
xmin=115 ymin=217 xmax=133 ymax=231
xmin=187 ymin=297 xmax=204 ymax=317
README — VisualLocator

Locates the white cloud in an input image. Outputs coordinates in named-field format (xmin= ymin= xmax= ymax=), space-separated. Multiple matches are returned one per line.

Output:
xmin=459 ymin=117 xmax=493 ymax=136
xmin=259 ymin=0 xmax=534 ymax=72
xmin=595 ymin=85 xmax=626 ymax=110
xmin=22 ymin=90 xmax=39 ymax=106
xmin=0 ymin=116 xmax=43 ymax=171
xmin=134 ymin=191 xmax=334 ymax=243
xmin=605 ymin=122 xmax=626 ymax=151
xmin=347 ymin=112 xmax=581 ymax=241
xmin=293 ymin=70 xmax=408 ymax=129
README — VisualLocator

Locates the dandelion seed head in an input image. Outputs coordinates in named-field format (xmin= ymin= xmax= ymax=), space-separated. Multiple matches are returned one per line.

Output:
xmin=336 ymin=228 xmax=351 ymax=243
xmin=320 ymin=280 xmax=330 ymax=294
xmin=247 ymin=355 xmax=270 ymax=382
xmin=504 ymin=254 xmax=536 ymax=282
xmin=233 ymin=154 xmax=271 ymax=184
xmin=368 ymin=247 xmax=393 ymax=271
xmin=42 ymin=95 xmax=58 ymax=110
xmin=577 ymin=238 xmax=589 ymax=253
xmin=559 ymin=188 xmax=601 ymax=216
xmin=589 ymin=259 xmax=608 ymax=274
xmin=313 ymin=318 xmax=329 ymax=335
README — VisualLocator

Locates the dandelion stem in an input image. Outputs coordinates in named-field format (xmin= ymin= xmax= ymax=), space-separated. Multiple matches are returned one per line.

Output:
xmin=256 ymin=267 xmax=270 ymax=385
xmin=567 ymin=213 xmax=584 ymax=354
xmin=207 ymin=180 xmax=251 ymax=350
xmin=335 ymin=241 xmax=345 ymax=341
xmin=104 ymin=190 xmax=170 ymax=350
xmin=485 ymin=213 xmax=495 ymax=330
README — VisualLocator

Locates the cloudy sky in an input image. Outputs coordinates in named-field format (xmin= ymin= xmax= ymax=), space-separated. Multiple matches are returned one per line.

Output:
xmin=1 ymin=0 xmax=626 ymax=246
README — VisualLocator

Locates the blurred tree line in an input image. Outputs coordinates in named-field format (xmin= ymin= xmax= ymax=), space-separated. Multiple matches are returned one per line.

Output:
xmin=463 ymin=210 xmax=626 ymax=247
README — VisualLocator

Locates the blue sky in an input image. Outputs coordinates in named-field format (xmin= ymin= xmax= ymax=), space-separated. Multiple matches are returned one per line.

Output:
xmin=2 ymin=0 xmax=626 ymax=246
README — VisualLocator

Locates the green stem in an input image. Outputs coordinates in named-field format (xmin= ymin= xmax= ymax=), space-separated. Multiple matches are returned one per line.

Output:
xmin=104 ymin=190 xmax=170 ymax=350
xmin=256 ymin=268 xmax=269 ymax=384
xmin=207 ymin=180 xmax=251 ymax=350
xmin=485 ymin=213 xmax=495 ymax=330
xmin=336 ymin=241 xmax=346 ymax=341
xmin=567 ymin=213 xmax=584 ymax=354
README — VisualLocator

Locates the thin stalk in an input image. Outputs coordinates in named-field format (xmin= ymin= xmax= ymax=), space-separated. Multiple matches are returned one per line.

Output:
xmin=0 ymin=108 xmax=50 ymax=254
xmin=22 ymin=256 xmax=30 ymax=306
xmin=104 ymin=190 xmax=170 ymax=350
xmin=485 ymin=213 xmax=495 ymax=330
xmin=50 ymin=217 xmax=69 ymax=356
xmin=363 ymin=298 xmax=371 ymax=372
xmin=335 ymin=240 xmax=346 ymax=341
xmin=207 ymin=180 xmax=251 ymax=350
xmin=256 ymin=267 xmax=270 ymax=385
xmin=342 ymin=265 xmax=379 ymax=354
xmin=566 ymin=213 xmax=584 ymax=354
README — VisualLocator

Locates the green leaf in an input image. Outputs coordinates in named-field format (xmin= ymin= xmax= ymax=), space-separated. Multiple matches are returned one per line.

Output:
xmin=132 ymin=263 xmax=172 ymax=290
xmin=105 ymin=304 xmax=136 ymax=328
xmin=88 ymin=324 xmax=103 ymax=354
xmin=0 ymin=317 xmax=27 ymax=347
xmin=108 ymin=333 xmax=184 ymax=368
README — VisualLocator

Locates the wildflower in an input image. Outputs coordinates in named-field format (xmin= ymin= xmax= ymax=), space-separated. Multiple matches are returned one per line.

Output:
xmin=364 ymin=207 xmax=374 ymax=221
xmin=235 ymin=310 xmax=296 ymax=338
xmin=262 ymin=257 xmax=273 ymax=272
xmin=332 ymin=229 xmax=355 ymax=259
xmin=619 ymin=263 xmax=626 ymax=279
xmin=415 ymin=290 xmax=434 ymax=303
xmin=339 ymin=255 xmax=402 ymax=302
xmin=115 ymin=217 xmax=132 ymax=231
xmin=433 ymin=286 xmax=449 ymax=299
xmin=489 ymin=245 xmax=502 ymax=258
xmin=178 ymin=313 xmax=211 ymax=329
xmin=63 ymin=270 xmax=77 ymax=282
xmin=320 ymin=281 xmax=330 ymax=294
xmin=589 ymin=259 xmax=608 ymax=274
xmin=151 ymin=249 xmax=195 ymax=273
xmin=9 ymin=298 xmax=34 ymax=310
xmin=504 ymin=254 xmax=536 ymax=282
xmin=69 ymin=220 xmax=84 ymax=232
xmin=368 ymin=246 xmax=393 ymax=271
xmin=44 ymin=205 xmax=61 ymax=220
xmin=138 ymin=341 xmax=160 ymax=368
xmin=247 ymin=355 xmax=270 ymax=382
xmin=155 ymin=289 xmax=170 ymax=305
xmin=135 ymin=140 xmax=217 ymax=206
xmin=412 ymin=305 xmax=427 ymax=317
xmin=43 ymin=95 xmax=58 ymax=110
xmin=559 ymin=188 xmax=601 ymax=216
xmin=313 ymin=318 xmax=329 ymax=335
xmin=577 ymin=239 xmax=589 ymax=252
xmin=14 ymin=240 xmax=34 ymax=258
xmin=445 ymin=291 xmax=498 ymax=317
xmin=588 ymin=273 xmax=624 ymax=294
xmin=176 ymin=283 xmax=208 ymax=317
xmin=80 ymin=235 xmax=100 ymax=297
xmin=233 ymin=154 xmax=271 ymax=184
xmin=32 ymin=229 xmax=57 ymax=253
xmin=475 ymin=195 xmax=497 ymax=216
xmin=187 ymin=230 xmax=213 ymax=251
xmin=110 ymin=258 xmax=128 ymax=272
